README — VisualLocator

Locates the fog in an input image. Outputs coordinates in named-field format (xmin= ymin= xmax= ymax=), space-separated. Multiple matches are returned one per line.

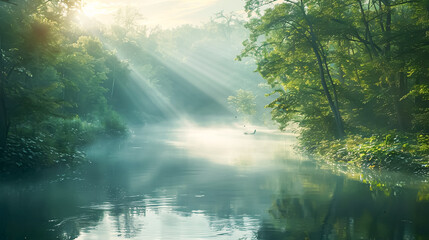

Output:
xmin=1 ymin=1 xmax=429 ymax=239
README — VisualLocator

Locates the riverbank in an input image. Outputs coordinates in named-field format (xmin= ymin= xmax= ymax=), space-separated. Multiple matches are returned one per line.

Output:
xmin=302 ymin=133 xmax=429 ymax=175
xmin=0 ymin=116 xmax=128 ymax=175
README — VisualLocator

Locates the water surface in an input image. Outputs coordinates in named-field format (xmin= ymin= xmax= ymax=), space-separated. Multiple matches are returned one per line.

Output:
xmin=1 ymin=123 xmax=429 ymax=239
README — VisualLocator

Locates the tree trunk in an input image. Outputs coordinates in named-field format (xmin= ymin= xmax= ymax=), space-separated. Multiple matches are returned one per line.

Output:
xmin=110 ymin=64 xmax=116 ymax=100
xmin=300 ymin=2 xmax=346 ymax=138
xmin=383 ymin=1 xmax=409 ymax=130
xmin=357 ymin=0 xmax=380 ymax=57
xmin=313 ymin=43 xmax=346 ymax=138
xmin=395 ymin=71 xmax=410 ymax=130
xmin=384 ymin=1 xmax=391 ymax=55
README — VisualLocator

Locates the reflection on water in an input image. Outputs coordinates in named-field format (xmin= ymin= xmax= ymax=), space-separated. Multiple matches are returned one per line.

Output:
xmin=1 ymin=123 xmax=429 ymax=240
xmin=164 ymin=124 xmax=299 ymax=167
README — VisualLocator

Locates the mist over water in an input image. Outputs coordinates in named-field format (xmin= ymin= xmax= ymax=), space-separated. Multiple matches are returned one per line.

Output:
xmin=1 ymin=121 xmax=429 ymax=239
xmin=1 ymin=1 xmax=429 ymax=239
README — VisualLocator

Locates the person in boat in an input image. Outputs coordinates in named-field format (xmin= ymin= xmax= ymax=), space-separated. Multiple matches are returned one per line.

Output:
xmin=244 ymin=129 xmax=256 ymax=135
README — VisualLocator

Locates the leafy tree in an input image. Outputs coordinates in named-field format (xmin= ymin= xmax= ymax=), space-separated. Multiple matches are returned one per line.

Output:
xmin=240 ymin=0 xmax=429 ymax=142
xmin=0 ymin=0 xmax=78 ymax=147
xmin=228 ymin=89 xmax=257 ymax=118
xmin=240 ymin=0 xmax=346 ymax=138
xmin=0 ymin=0 xmax=131 ymax=170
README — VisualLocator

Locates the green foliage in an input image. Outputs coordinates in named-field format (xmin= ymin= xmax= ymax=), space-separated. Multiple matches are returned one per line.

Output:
xmin=0 ymin=134 xmax=86 ymax=173
xmin=241 ymin=0 xmax=429 ymax=138
xmin=0 ymin=108 xmax=128 ymax=172
xmin=0 ymin=1 xmax=130 ymax=172
xmin=39 ymin=117 xmax=102 ymax=151
xmin=228 ymin=89 xmax=257 ymax=116
xmin=306 ymin=133 xmax=429 ymax=173
xmin=101 ymin=110 xmax=128 ymax=137
xmin=241 ymin=0 xmax=429 ymax=170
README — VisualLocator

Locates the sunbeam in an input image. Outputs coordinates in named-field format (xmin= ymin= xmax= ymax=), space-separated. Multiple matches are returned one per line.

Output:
xmin=73 ymin=16 xmax=197 ymax=125
xmin=3 ymin=1 xmax=429 ymax=240
xmin=142 ymin=39 xmax=257 ymax=113
xmin=77 ymin=0 xmax=244 ymax=29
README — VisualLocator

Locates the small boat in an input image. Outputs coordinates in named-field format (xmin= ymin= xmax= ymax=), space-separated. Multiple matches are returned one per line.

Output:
xmin=244 ymin=129 xmax=256 ymax=135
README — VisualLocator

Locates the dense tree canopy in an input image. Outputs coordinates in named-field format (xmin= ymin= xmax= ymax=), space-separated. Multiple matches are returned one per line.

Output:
xmin=0 ymin=0 xmax=129 ymax=170
xmin=1 ymin=0 xmax=427 ymax=172
xmin=0 ymin=1 xmax=269 ymax=171
xmin=240 ymin=0 xmax=429 ymax=142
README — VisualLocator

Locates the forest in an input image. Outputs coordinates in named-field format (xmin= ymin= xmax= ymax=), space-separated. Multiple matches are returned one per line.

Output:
xmin=1 ymin=0 xmax=429 ymax=239
xmin=239 ymin=0 xmax=429 ymax=172
xmin=1 ymin=0 xmax=428 ymax=173
xmin=0 ymin=0 xmax=271 ymax=173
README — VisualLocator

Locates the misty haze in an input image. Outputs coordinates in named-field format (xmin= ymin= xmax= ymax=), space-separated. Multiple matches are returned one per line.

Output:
xmin=1 ymin=0 xmax=429 ymax=239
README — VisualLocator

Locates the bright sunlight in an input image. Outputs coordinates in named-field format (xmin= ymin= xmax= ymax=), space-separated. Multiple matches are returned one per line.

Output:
xmin=1 ymin=0 xmax=429 ymax=239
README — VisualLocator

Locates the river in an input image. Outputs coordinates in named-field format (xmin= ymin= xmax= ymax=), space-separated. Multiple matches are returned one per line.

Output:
xmin=1 ymin=123 xmax=428 ymax=239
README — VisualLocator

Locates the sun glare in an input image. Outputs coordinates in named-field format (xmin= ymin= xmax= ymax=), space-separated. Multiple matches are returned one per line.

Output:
xmin=81 ymin=2 xmax=109 ymax=17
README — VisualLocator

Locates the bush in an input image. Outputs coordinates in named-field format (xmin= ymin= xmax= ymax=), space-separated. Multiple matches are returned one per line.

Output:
xmin=304 ymin=132 xmax=429 ymax=173
xmin=0 ymin=111 xmax=128 ymax=173
xmin=0 ymin=134 xmax=85 ymax=173
xmin=101 ymin=111 xmax=128 ymax=137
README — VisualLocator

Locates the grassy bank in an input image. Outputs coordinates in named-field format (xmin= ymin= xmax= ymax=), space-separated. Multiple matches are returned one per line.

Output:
xmin=302 ymin=133 xmax=429 ymax=174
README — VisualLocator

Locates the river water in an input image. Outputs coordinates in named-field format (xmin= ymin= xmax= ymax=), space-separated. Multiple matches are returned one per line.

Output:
xmin=1 ymin=123 xmax=429 ymax=240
